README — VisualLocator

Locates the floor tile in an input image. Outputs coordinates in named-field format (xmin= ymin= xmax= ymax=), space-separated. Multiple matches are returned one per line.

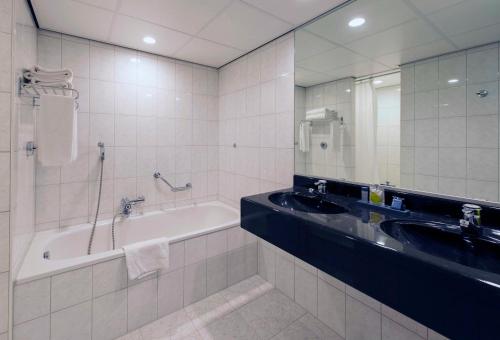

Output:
xmin=140 ymin=309 xmax=196 ymax=340
xmin=219 ymin=275 xmax=271 ymax=309
xmin=185 ymin=292 xmax=234 ymax=328
xmin=198 ymin=311 xmax=259 ymax=340
xmin=238 ymin=289 xmax=306 ymax=339
xmin=273 ymin=313 xmax=343 ymax=340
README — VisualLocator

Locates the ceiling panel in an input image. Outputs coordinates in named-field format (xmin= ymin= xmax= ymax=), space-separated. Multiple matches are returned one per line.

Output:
xmin=32 ymin=0 xmax=114 ymax=41
xmin=427 ymin=0 xmax=500 ymax=36
xmin=118 ymin=0 xmax=232 ymax=35
xmin=76 ymin=0 xmax=118 ymax=11
xmin=346 ymin=19 xmax=443 ymax=58
xmin=294 ymin=30 xmax=337 ymax=62
xmin=306 ymin=0 xmax=416 ymax=45
xmin=198 ymin=1 xmax=292 ymax=51
xmin=109 ymin=15 xmax=192 ymax=56
xmin=34 ymin=0 xmax=335 ymax=67
xmin=449 ymin=22 xmax=500 ymax=49
xmin=296 ymin=47 xmax=368 ymax=73
xmin=174 ymin=38 xmax=244 ymax=67
xmin=375 ymin=39 xmax=455 ymax=67
xmin=242 ymin=0 xmax=345 ymax=25
xmin=406 ymin=0 xmax=464 ymax=15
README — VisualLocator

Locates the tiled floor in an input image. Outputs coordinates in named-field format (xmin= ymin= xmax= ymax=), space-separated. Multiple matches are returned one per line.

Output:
xmin=117 ymin=275 xmax=342 ymax=340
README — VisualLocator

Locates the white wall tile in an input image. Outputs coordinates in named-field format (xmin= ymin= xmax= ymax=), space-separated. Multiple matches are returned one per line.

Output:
xmin=183 ymin=260 xmax=207 ymax=305
xmin=0 ymin=213 xmax=8 ymax=273
xmin=51 ymin=301 xmax=91 ymax=340
xmin=127 ymin=278 xmax=158 ymax=331
xmin=93 ymin=258 xmax=128 ymax=297
xmin=294 ymin=265 xmax=317 ymax=316
xmin=0 ymin=273 xmax=7 ymax=333
xmin=207 ymin=254 xmax=228 ymax=295
xmin=158 ymin=268 xmax=184 ymax=317
xmin=92 ymin=289 xmax=127 ymax=340
xmin=51 ymin=266 xmax=92 ymax=312
xmin=13 ymin=315 xmax=50 ymax=340
xmin=318 ymin=278 xmax=346 ymax=338
xmin=14 ymin=278 xmax=50 ymax=325
xmin=346 ymin=295 xmax=381 ymax=340
xmin=275 ymin=254 xmax=294 ymax=299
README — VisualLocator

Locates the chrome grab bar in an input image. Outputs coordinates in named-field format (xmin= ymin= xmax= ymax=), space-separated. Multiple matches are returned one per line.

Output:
xmin=153 ymin=171 xmax=192 ymax=192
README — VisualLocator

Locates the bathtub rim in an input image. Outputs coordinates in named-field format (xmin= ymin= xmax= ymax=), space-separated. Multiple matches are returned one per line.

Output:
xmin=16 ymin=201 xmax=240 ymax=284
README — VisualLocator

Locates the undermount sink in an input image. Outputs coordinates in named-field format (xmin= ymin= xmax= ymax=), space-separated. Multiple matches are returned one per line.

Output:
xmin=268 ymin=192 xmax=347 ymax=214
xmin=380 ymin=219 xmax=500 ymax=275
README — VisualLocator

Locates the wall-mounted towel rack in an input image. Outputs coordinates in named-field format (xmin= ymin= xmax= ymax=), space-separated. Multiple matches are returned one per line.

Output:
xmin=19 ymin=78 xmax=80 ymax=109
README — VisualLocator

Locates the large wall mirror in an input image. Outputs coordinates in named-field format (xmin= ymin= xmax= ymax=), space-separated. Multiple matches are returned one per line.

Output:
xmin=294 ymin=0 xmax=500 ymax=202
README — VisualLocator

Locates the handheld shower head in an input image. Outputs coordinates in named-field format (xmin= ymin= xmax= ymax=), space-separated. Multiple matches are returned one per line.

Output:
xmin=97 ymin=142 xmax=105 ymax=161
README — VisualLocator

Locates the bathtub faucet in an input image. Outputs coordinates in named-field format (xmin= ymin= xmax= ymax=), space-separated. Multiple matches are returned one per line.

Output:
xmin=120 ymin=196 xmax=145 ymax=216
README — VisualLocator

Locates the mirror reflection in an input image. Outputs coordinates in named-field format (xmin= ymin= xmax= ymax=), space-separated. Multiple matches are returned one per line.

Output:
xmin=295 ymin=0 xmax=500 ymax=202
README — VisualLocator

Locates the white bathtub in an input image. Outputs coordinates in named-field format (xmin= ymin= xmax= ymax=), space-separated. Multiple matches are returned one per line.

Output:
xmin=17 ymin=201 xmax=240 ymax=283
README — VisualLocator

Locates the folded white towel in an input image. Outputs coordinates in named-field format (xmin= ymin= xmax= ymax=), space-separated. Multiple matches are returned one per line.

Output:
xmin=29 ymin=79 xmax=73 ymax=88
xmin=37 ymin=94 xmax=78 ymax=166
xmin=123 ymin=237 xmax=170 ymax=280
xmin=299 ymin=120 xmax=311 ymax=152
xmin=24 ymin=66 xmax=73 ymax=82
xmin=306 ymin=108 xmax=336 ymax=120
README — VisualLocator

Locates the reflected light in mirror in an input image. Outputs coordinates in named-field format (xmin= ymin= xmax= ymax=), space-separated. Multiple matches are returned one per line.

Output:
xmin=373 ymin=80 xmax=383 ymax=85
xmin=448 ymin=78 xmax=459 ymax=84
xmin=348 ymin=17 xmax=366 ymax=27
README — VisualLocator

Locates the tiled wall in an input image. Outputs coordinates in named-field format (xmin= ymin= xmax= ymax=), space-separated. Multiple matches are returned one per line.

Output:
xmin=400 ymin=43 xmax=500 ymax=201
xmin=217 ymin=33 xmax=295 ymax=207
xmin=13 ymin=226 xmax=257 ymax=340
xmin=0 ymin=0 xmax=13 ymax=338
xmin=34 ymin=31 xmax=219 ymax=231
xmin=295 ymin=78 xmax=355 ymax=180
xmin=11 ymin=0 xmax=37 ymax=278
xmin=257 ymin=238 xmax=449 ymax=340
xmin=376 ymin=85 xmax=400 ymax=186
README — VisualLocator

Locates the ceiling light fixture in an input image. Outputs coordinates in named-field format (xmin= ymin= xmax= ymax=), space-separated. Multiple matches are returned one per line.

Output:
xmin=348 ymin=17 xmax=365 ymax=28
xmin=373 ymin=80 xmax=383 ymax=85
xmin=448 ymin=78 xmax=459 ymax=84
xmin=143 ymin=36 xmax=156 ymax=45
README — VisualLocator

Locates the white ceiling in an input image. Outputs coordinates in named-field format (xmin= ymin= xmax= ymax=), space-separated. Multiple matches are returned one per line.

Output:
xmin=30 ymin=0 xmax=347 ymax=68
xmin=296 ymin=0 xmax=500 ymax=87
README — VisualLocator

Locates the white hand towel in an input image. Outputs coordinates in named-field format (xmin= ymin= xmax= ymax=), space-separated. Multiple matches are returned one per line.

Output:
xmin=299 ymin=120 xmax=311 ymax=152
xmin=37 ymin=94 xmax=78 ymax=166
xmin=24 ymin=66 xmax=73 ymax=82
xmin=123 ymin=238 xmax=170 ymax=280
xmin=306 ymin=108 xmax=336 ymax=120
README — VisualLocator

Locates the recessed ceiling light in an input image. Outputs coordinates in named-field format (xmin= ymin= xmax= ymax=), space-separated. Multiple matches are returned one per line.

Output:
xmin=348 ymin=17 xmax=365 ymax=28
xmin=448 ymin=78 xmax=459 ymax=84
xmin=373 ymin=80 xmax=383 ymax=85
xmin=143 ymin=36 xmax=156 ymax=44
xmin=345 ymin=88 xmax=351 ymax=93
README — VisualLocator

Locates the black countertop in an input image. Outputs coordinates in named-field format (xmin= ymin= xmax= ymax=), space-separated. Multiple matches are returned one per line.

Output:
xmin=241 ymin=178 xmax=500 ymax=340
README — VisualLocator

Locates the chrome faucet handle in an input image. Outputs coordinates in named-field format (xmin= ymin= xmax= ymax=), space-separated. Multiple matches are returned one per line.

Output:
xmin=313 ymin=179 xmax=327 ymax=194
xmin=460 ymin=203 xmax=481 ymax=234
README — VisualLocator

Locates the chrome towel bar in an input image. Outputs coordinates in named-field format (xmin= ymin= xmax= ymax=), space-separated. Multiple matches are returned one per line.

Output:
xmin=153 ymin=171 xmax=192 ymax=192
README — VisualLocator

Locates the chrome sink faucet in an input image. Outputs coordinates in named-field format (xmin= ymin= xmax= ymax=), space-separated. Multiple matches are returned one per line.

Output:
xmin=459 ymin=203 xmax=482 ymax=235
xmin=313 ymin=179 xmax=327 ymax=194
xmin=120 ymin=196 xmax=145 ymax=216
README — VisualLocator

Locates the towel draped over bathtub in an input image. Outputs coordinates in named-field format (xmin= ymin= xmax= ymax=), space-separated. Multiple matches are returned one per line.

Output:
xmin=123 ymin=237 xmax=170 ymax=280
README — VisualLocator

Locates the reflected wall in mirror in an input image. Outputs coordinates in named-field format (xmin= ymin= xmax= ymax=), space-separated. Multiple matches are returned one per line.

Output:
xmin=294 ymin=0 xmax=500 ymax=202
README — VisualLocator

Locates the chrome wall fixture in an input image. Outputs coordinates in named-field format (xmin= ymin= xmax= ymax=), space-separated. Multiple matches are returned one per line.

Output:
xmin=476 ymin=89 xmax=488 ymax=98
xmin=153 ymin=171 xmax=192 ymax=192
xmin=19 ymin=76 xmax=80 ymax=109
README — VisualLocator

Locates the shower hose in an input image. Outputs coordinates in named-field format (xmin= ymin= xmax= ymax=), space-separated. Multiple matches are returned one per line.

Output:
xmin=87 ymin=156 xmax=104 ymax=255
